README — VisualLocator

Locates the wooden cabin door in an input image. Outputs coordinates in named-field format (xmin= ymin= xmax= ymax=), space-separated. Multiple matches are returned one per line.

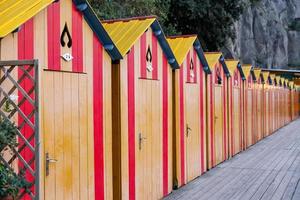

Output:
xmin=185 ymin=84 xmax=200 ymax=182
xmin=246 ymin=90 xmax=253 ymax=147
xmin=214 ymin=86 xmax=223 ymax=165
xmin=233 ymin=88 xmax=240 ymax=155
xmin=43 ymin=71 xmax=89 ymax=200
xmin=256 ymin=89 xmax=262 ymax=140
xmin=136 ymin=80 xmax=162 ymax=200
xmin=265 ymin=91 xmax=269 ymax=136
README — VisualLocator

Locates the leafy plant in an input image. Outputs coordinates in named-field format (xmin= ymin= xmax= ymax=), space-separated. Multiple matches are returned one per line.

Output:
xmin=0 ymin=117 xmax=18 ymax=153
xmin=0 ymin=163 xmax=29 ymax=199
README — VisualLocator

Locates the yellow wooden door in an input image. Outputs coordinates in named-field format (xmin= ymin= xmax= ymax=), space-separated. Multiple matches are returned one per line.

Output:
xmin=233 ymin=88 xmax=240 ymax=154
xmin=265 ymin=91 xmax=269 ymax=136
xmin=246 ymin=90 xmax=252 ymax=147
xmin=257 ymin=89 xmax=262 ymax=140
xmin=185 ymin=84 xmax=200 ymax=182
xmin=43 ymin=71 xmax=89 ymax=200
xmin=214 ymin=86 xmax=223 ymax=165
xmin=136 ymin=80 xmax=162 ymax=200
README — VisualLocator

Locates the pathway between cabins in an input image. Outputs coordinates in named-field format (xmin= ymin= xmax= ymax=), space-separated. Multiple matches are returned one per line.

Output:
xmin=165 ymin=119 xmax=300 ymax=200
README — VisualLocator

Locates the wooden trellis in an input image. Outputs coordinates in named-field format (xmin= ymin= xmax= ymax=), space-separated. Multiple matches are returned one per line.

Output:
xmin=0 ymin=60 xmax=39 ymax=200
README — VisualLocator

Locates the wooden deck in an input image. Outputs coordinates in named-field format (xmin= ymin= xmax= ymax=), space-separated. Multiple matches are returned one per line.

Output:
xmin=165 ymin=119 xmax=300 ymax=200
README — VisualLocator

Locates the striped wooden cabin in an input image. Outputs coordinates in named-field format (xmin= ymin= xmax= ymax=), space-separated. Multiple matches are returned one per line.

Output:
xmin=269 ymin=74 xmax=277 ymax=133
xmin=225 ymin=60 xmax=244 ymax=156
xmin=275 ymin=76 xmax=283 ymax=129
xmin=253 ymin=69 xmax=263 ymax=143
xmin=284 ymin=79 xmax=291 ymax=125
xmin=167 ymin=35 xmax=208 ymax=187
xmin=0 ymin=0 xmax=122 ymax=199
xmin=102 ymin=16 xmax=178 ymax=200
xmin=261 ymin=71 xmax=271 ymax=137
xmin=241 ymin=65 xmax=255 ymax=148
xmin=204 ymin=53 xmax=229 ymax=169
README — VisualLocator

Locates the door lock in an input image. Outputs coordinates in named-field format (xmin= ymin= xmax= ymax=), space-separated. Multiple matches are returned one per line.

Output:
xmin=46 ymin=152 xmax=58 ymax=176
xmin=186 ymin=124 xmax=192 ymax=137
xmin=138 ymin=132 xmax=147 ymax=150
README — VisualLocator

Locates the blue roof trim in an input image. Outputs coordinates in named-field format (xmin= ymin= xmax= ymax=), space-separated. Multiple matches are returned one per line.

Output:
xmin=237 ymin=63 xmax=246 ymax=81
xmin=193 ymin=39 xmax=211 ymax=74
xmin=73 ymin=0 xmax=122 ymax=60
xmin=219 ymin=56 xmax=230 ymax=78
xmin=151 ymin=20 xmax=179 ymax=69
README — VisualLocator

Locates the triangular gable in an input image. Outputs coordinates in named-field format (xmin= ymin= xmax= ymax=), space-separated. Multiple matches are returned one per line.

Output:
xmin=204 ymin=52 xmax=222 ymax=70
xmin=102 ymin=16 xmax=179 ymax=68
xmin=0 ymin=0 xmax=121 ymax=60
xmin=276 ymin=76 xmax=281 ymax=85
xmin=0 ymin=0 xmax=55 ymax=37
xmin=261 ymin=71 xmax=270 ymax=83
xmin=167 ymin=35 xmax=210 ymax=73
xmin=225 ymin=60 xmax=239 ymax=76
xmin=253 ymin=68 xmax=262 ymax=81
xmin=167 ymin=35 xmax=197 ymax=66
xmin=242 ymin=64 xmax=253 ymax=80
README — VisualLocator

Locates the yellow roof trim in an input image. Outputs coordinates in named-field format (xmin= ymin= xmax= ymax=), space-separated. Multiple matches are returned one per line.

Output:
xmin=242 ymin=66 xmax=252 ymax=79
xmin=276 ymin=76 xmax=281 ymax=84
xmin=225 ymin=60 xmax=239 ymax=76
xmin=261 ymin=71 xmax=270 ymax=82
xmin=280 ymin=77 xmax=285 ymax=84
xmin=204 ymin=53 xmax=222 ymax=70
xmin=0 ymin=0 xmax=55 ymax=38
xmin=270 ymin=73 xmax=276 ymax=80
xmin=253 ymin=69 xmax=261 ymax=80
xmin=102 ymin=17 xmax=156 ymax=57
xmin=167 ymin=36 xmax=197 ymax=66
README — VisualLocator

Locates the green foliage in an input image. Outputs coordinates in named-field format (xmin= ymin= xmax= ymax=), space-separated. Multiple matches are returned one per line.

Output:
xmin=89 ymin=0 xmax=252 ymax=51
xmin=289 ymin=20 xmax=300 ymax=31
xmin=0 ymin=163 xmax=29 ymax=199
xmin=0 ymin=118 xmax=18 ymax=152
xmin=167 ymin=0 xmax=245 ymax=51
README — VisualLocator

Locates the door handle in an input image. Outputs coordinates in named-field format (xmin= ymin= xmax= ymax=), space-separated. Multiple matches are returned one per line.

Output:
xmin=186 ymin=124 xmax=192 ymax=137
xmin=46 ymin=152 xmax=58 ymax=176
xmin=138 ymin=133 xmax=147 ymax=150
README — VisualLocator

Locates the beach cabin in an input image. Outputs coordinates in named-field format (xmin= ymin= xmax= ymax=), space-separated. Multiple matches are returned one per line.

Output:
xmin=225 ymin=60 xmax=244 ymax=156
xmin=242 ymin=65 xmax=255 ymax=148
xmin=253 ymin=68 xmax=263 ymax=142
xmin=204 ymin=53 xmax=229 ymax=168
xmin=167 ymin=35 xmax=208 ymax=187
xmin=102 ymin=16 xmax=177 ymax=200
xmin=261 ymin=71 xmax=271 ymax=137
xmin=269 ymin=74 xmax=276 ymax=133
xmin=0 ymin=0 xmax=120 ymax=199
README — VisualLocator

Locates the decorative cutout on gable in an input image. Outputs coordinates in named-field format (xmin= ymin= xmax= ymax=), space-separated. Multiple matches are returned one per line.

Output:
xmin=61 ymin=22 xmax=72 ymax=48
xmin=190 ymin=58 xmax=195 ymax=79
xmin=216 ymin=65 xmax=222 ymax=85
xmin=146 ymin=45 xmax=153 ymax=72
xmin=234 ymin=70 xmax=239 ymax=86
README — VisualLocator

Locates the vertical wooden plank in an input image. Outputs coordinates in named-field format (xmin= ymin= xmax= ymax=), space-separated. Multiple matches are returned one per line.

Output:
xmin=60 ymin=0 xmax=72 ymax=71
xmin=83 ymin=21 xmax=95 ymax=200
xmin=47 ymin=1 xmax=60 ymax=71
xmin=63 ymin=72 xmax=73 ymax=200
xmin=53 ymin=72 xmax=64 ymax=200
xmin=43 ymin=72 xmax=55 ymax=200
xmin=72 ymin=4 xmax=83 ymax=72
xmin=71 ymin=74 xmax=80 ymax=200
xmin=79 ymin=74 xmax=88 ymax=200
xmin=34 ymin=10 xmax=47 ymax=198
xmin=103 ymin=52 xmax=113 ymax=200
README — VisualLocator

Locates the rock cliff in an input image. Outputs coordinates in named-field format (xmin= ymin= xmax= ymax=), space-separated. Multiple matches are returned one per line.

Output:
xmin=223 ymin=0 xmax=300 ymax=69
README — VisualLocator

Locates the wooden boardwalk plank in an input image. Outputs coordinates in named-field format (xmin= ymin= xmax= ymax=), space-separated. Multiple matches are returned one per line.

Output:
xmin=164 ymin=119 xmax=300 ymax=200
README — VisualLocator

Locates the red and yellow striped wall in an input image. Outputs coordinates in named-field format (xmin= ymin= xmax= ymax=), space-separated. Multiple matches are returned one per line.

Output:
xmin=0 ymin=1 xmax=113 ymax=199
xmin=103 ymin=18 xmax=174 ymax=199
xmin=204 ymin=53 xmax=228 ymax=169
xmin=226 ymin=60 xmax=243 ymax=157
xmin=167 ymin=35 xmax=207 ymax=187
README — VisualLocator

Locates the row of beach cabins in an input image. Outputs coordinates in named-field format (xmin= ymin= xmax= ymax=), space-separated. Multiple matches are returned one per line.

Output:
xmin=0 ymin=0 xmax=299 ymax=200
